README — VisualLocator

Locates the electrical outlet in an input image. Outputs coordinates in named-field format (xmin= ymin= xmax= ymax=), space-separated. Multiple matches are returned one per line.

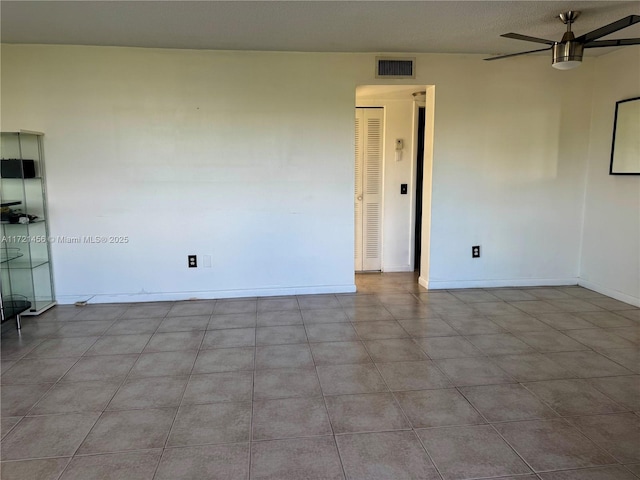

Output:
xmin=400 ymin=184 xmax=408 ymax=195
xmin=188 ymin=255 xmax=197 ymax=268
xmin=472 ymin=246 xmax=480 ymax=258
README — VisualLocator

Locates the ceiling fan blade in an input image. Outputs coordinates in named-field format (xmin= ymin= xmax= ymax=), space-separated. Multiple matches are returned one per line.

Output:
xmin=576 ymin=15 xmax=640 ymax=43
xmin=484 ymin=47 xmax=552 ymax=61
xmin=501 ymin=33 xmax=555 ymax=45
xmin=585 ymin=38 xmax=640 ymax=48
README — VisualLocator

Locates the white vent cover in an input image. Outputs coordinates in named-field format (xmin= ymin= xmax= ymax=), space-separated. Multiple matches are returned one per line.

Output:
xmin=375 ymin=57 xmax=415 ymax=78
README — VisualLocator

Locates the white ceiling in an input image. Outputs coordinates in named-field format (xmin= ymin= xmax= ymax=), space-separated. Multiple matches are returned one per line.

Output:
xmin=1 ymin=1 xmax=639 ymax=57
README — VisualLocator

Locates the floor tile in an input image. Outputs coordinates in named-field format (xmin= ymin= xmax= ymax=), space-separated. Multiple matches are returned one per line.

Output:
xmin=450 ymin=291 xmax=501 ymax=303
xmin=250 ymin=436 xmax=344 ymax=480
xmin=376 ymin=293 xmax=420 ymax=305
xmin=344 ymin=306 xmax=393 ymax=322
xmin=588 ymin=375 xmax=640 ymax=410
xmin=619 ymin=310 xmax=640 ymax=322
xmin=202 ymin=328 xmax=255 ymax=348
xmin=564 ymin=328 xmax=637 ymax=351
xmin=61 ymin=354 xmax=138 ymax=383
xmin=0 ymin=335 xmax=45 ymax=360
xmin=59 ymin=450 xmax=162 ymax=480
xmin=252 ymin=396 xmax=332 ymax=440
xmin=52 ymin=321 xmax=115 ymax=338
xmin=192 ymin=347 xmax=254 ymax=373
xmin=256 ymin=310 xmax=302 ymax=327
xmin=606 ymin=326 xmax=640 ymax=346
xmin=0 ymin=457 xmax=70 ymax=480
xmin=157 ymin=316 xmax=211 ymax=333
xmin=257 ymin=297 xmax=299 ymax=312
xmin=255 ymin=344 xmax=314 ymax=369
xmin=395 ymin=388 xmax=484 ymax=428
xmin=535 ymin=312 xmax=597 ymax=330
xmin=546 ymin=350 xmax=634 ymax=378
xmin=353 ymin=320 xmax=409 ymax=340
xmin=495 ymin=419 xmax=616 ymax=472
xmin=214 ymin=299 xmax=257 ymax=315
xmin=511 ymin=300 xmax=562 ymax=315
xmin=71 ymin=307 xmax=125 ymax=322
xmin=144 ymin=331 xmax=204 ymax=352
xmin=600 ymin=348 xmax=640 ymax=373
xmin=625 ymin=464 xmax=640 ymax=476
xmin=385 ymin=304 xmax=437 ymax=320
xmin=1 ymin=383 xmax=53 ymax=416
xmin=297 ymin=294 xmax=341 ymax=310
xmin=434 ymin=357 xmax=514 ymax=386
xmin=2 ymin=357 xmax=79 ymax=384
xmin=568 ymin=413 xmax=640 ymax=464
xmin=107 ymin=376 xmax=188 ymax=410
xmin=413 ymin=335 xmax=482 ymax=359
xmin=26 ymin=336 xmax=99 ymax=358
xmin=575 ymin=311 xmax=636 ymax=328
xmin=473 ymin=302 xmax=524 ymax=316
xmin=155 ymin=444 xmax=249 ymax=480
xmin=522 ymin=288 xmax=572 ymax=300
xmin=305 ymin=323 xmax=358 ymax=342
xmin=397 ymin=318 xmax=458 ymax=337
xmin=523 ymin=379 xmax=626 ymax=416
xmin=546 ymin=299 xmax=604 ymax=313
xmin=376 ymin=360 xmax=452 ymax=391
xmin=85 ymin=334 xmax=152 ymax=355
xmin=442 ymin=315 xmax=505 ymax=334
xmin=31 ymin=381 xmax=120 ymax=415
xmin=302 ymin=308 xmax=349 ymax=323
xmin=489 ymin=289 xmax=538 ymax=302
xmin=209 ymin=312 xmax=257 ymax=329
xmin=485 ymin=313 xmax=552 ymax=333
xmin=513 ymin=330 xmax=588 ymax=352
xmin=167 ymin=402 xmax=251 ymax=446
xmin=1 ymin=416 xmax=22 ymax=439
xmin=491 ymin=353 xmax=574 ymax=381
xmin=431 ymin=303 xmax=480 ymax=317
xmin=168 ymin=301 xmax=215 ymax=317
xmin=181 ymin=371 xmax=253 ymax=404
xmin=256 ymin=325 xmax=307 ymax=345
xmin=253 ymin=367 xmax=321 ymax=400
xmin=105 ymin=318 xmax=163 ymax=335
xmin=588 ymin=298 xmax=636 ymax=311
xmin=2 ymin=412 xmax=100 ymax=460
xmin=466 ymin=333 xmax=535 ymax=355
xmin=417 ymin=424 xmax=532 ymax=480
xmin=336 ymin=431 xmax=440 ymax=480
xmin=121 ymin=304 xmax=172 ymax=319
xmin=316 ymin=363 xmax=387 ymax=395
xmin=310 ymin=341 xmax=372 ymax=365
xmin=364 ymin=339 xmax=427 ymax=362
xmin=538 ymin=466 xmax=638 ymax=480
xmin=337 ymin=294 xmax=381 ymax=308
xmin=460 ymin=383 xmax=558 ymax=422
xmin=129 ymin=351 xmax=197 ymax=378
xmin=325 ymin=392 xmax=410 ymax=434
xmin=78 ymin=408 xmax=175 ymax=454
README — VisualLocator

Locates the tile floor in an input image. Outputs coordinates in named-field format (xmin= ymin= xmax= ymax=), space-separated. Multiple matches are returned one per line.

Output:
xmin=1 ymin=273 xmax=639 ymax=479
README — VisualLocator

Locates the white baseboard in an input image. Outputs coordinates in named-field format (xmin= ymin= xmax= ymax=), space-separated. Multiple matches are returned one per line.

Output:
xmin=56 ymin=284 xmax=358 ymax=305
xmin=382 ymin=266 xmax=414 ymax=273
xmin=426 ymin=277 xmax=579 ymax=290
xmin=418 ymin=276 xmax=429 ymax=289
xmin=578 ymin=278 xmax=640 ymax=308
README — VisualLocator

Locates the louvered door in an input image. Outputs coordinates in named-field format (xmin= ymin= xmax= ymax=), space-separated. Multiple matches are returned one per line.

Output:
xmin=354 ymin=108 xmax=383 ymax=271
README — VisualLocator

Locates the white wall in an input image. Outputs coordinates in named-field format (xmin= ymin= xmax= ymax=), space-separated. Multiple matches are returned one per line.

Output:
xmin=2 ymin=44 xmax=601 ymax=302
xmin=580 ymin=47 xmax=640 ymax=306
xmin=1 ymin=46 xmax=358 ymax=302
xmin=356 ymin=92 xmax=422 ymax=272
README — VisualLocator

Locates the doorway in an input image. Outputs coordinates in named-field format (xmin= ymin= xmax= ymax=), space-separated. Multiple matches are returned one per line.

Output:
xmin=414 ymin=106 xmax=425 ymax=271
xmin=354 ymin=107 xmax=383 ymax=272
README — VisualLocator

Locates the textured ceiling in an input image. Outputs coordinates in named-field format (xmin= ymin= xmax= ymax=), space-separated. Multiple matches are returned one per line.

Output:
xmin=1 ymin=1 xmax=639 ymax=56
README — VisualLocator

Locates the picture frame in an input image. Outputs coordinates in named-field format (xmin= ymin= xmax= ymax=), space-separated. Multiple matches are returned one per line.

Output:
xmin=610 ymin=96 xmax=640 ymax=175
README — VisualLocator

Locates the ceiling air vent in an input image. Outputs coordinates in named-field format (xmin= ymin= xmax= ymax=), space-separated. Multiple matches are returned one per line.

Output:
xmin=376 ymin=57 xmax=415 ymax=78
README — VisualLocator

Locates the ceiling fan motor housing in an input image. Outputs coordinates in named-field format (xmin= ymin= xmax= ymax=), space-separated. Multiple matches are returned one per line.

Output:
xmin=552 ymin=40 xmax=584 ymax=68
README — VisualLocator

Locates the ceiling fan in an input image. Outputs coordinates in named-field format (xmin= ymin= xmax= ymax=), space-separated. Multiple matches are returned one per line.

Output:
xmin=485 ymin=11 xmax=640 ymax=69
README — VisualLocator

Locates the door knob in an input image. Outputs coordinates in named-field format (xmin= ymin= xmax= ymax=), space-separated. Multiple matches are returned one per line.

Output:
xmin=357 ymin=195 xmax=363 ymax=201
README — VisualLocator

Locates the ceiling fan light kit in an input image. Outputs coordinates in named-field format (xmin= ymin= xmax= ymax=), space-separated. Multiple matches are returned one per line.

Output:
xmin=486 ymin=11 xmax=640 ymax=70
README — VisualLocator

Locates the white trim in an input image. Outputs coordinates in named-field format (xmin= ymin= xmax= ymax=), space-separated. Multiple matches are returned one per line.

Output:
xmin=427 ymin=277 xmax=579 ymax=290
xmin=418 ymin=275 xmax=429 ymax=289
xmin=578 ymin=278 xmax=640 ymax=308
xmin=56 ymin=284 xmax=357 ymax=305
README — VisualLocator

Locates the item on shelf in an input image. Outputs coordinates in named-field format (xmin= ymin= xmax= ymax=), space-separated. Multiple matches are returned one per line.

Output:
xmin=1 ymin=158 xmax=36 ymax=178
xmin=0 ymin=247 xmax=23 ymax=263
